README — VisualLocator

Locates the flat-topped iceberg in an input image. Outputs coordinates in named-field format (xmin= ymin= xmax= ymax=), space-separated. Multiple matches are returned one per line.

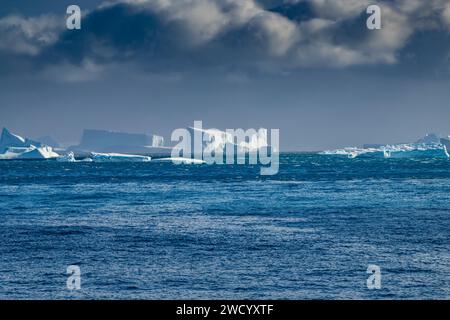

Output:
xmin=154 ymin=157 xmax=205 ymax=164
xmin=91 ymin=152 xmax=151 ymax=162
xmin=0 ymin=128 xmax=59 ymax=160
xmin=69 ymin=129 xmax=170 ymax=156
xmin=320 ymin=142 xmax=449 ymax=159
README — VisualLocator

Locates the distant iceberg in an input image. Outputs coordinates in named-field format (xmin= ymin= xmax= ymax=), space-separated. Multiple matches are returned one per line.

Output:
xmin=320 ymin=147 xmax=384 ymax=159
xmin=0 ymin=128 xmax=59 ymax=160
xmin=0 ymin=128 xmax=43 ymax=151
xmin=91 ymin=152 xmax=151 ymax=162
xmin=0 ymin=146 xmax=60 ymax=160
xmin=441 ymin=135 xmax=450 ymax=152
xmin=57 ymin=152 xmax=76 ymax=162
xmin=415 ymin=133 xmax=441 ymax=144
xmin=57 ymin=152 xmax=93 ymax=162
xmin=187 ymin=126 xmax=271 ymax=155
xmin=237 ymin=128 xmax=269 ymax=152
xmin=58 ymin=151 xmax=152 ymax=163
xmin=69 ymin=129 xmax=171 ymax=156
xmin=188 ymin=127 xmax=235 ymax=155
xmin=384 ymin=143 xmax=449 ymax=158
xmin=154 ymin=157 xmax=205 ymax=164
xmin=321 ymin=142 xmax=449 ymax=159
xmin=152 ymin=135 xmax=164 ymax=147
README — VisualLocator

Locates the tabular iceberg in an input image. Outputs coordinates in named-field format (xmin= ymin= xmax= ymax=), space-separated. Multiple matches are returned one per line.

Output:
xmin=91 ymin=152 xmax=151 ymax=162
xmin=153 ymin=157 xmax=205 ymax=164
xmin=69 ymin=129 xmax=171 ymax=156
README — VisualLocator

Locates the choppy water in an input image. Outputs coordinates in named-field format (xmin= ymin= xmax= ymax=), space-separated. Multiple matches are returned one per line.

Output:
xmin=0 ymin=154 xmax=449 ymax=299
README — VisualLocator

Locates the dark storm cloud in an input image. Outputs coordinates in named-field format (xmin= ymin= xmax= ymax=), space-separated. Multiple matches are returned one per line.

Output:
xmin=1 ymin=0 xmax=450 ymax=78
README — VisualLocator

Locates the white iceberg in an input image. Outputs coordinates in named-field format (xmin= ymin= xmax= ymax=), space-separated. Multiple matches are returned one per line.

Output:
xmin=57 ymin=152 xmax=77 ymax=162
xmin=237 ymin=128 xmax=269 ymax=152
xmin=0 ymin=128 xmax=59 ymax=160
xmin=0 ymin=145 xmax=60 ymax=160
xmin=320 ymin=143 xmax=449 ymax=159
xmin=383 ymin=143 xmax=449 ymax=158
xmin=320 ymin=147 xmax=385 ymax=159
xmin=57 ymin=152 xmax=94 ymax=162
xmin=188 ymin=126 xmax=271 ymax=154
xmin=189 ymin=127 xmax=235 ymax=154
xmin=91 ymin=152 xmax=151 ymax=162
xmin=154 ymin=157 xmax=205 ymax=164
xmin=152 ymin=135 xmax=164 ymax=147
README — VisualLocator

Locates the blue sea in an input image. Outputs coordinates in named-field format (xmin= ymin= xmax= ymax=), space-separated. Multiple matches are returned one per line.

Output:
xmin=0 ymin=153 xmax=449 ymax=299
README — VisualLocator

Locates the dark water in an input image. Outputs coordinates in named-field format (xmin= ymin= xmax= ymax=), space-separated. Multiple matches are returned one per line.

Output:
xmin=0 ymin=153 xmax=449 ymax=299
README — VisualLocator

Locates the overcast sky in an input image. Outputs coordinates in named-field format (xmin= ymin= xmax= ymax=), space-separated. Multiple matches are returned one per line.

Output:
xmin=1 ymin=0 xmax=450 ymax=150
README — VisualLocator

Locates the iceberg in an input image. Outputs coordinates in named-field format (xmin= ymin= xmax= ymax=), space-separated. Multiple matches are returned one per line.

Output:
xmin=0 ymin=145 xmax=60 ymax=160
xmin=187 ymin=126 xmax=271 ymax=154
xmin=383 ymin=143 xmax=449 ymax=158
xmin=321 ymin=133 xmax=449 ymax=159
xmin=320 ymin=147 xmax=386 ymax=159
xmin=18 ymin=146 xmax=59 ymax=159
xmin=441 ymin=136 xmax=450 ymax=152
xmin=69 ymin=129 xmax=171 ymax=156
xmin=0 ymin=128 xmax=27 ymax=149
xmin=152 ymin=135 xmax=164 ymax=147
xmin=237 ymin=128 xmax=269 ymax=152
xmin=57 ymin=152 xmax=77 ymax=162
xmin=91 ymin=152 xmax=151 ymax=162
xmin=320 ymin=143 xmax=449 ymax=159
xmin=415 ymin=133 xmax=441 ymax=144
xmin=154 ymin=157 xmax=205 ymax=164
xmin=57 ymin=152 xmax=93 ymax=162
xmin=0 ymin=128 xmax=43 ymax=152
xmin=77 ymin=129 xmax=151 ymax=150
xmin=188 ymin=127 xmax=235 ymax=154
xmin=0 ymin=128 xmax=59 ymax=160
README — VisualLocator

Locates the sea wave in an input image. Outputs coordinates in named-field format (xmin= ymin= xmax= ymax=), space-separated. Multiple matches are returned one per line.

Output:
xmin=320 ymin=143 xmax=449 ymax=159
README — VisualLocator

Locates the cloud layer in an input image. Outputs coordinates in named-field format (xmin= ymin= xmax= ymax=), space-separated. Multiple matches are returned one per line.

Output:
xmin=1 ymin=0 xmax=450 ymax=78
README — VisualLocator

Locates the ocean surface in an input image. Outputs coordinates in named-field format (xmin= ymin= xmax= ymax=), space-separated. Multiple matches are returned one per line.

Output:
xmin=0 ymin=153 xmax=449 ymax=299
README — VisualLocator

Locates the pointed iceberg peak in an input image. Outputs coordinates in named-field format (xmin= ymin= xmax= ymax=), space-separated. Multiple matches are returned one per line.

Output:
xmin=0 ymin=128 xmax=59 ymax=160
xmin=1 ymin=128 xmax=26 ymax=147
